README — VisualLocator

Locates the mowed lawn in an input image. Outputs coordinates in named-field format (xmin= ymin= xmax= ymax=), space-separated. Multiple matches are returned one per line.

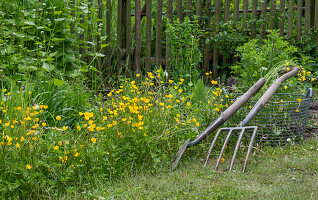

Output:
xmin=63 ymin=139 xmax=318 ymax=200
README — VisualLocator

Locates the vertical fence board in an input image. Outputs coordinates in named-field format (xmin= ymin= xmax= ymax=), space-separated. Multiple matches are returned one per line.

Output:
xmin=242 ymin=0 xmax=248 ymax=29
xmin=145 ymin=0 xmax=152 ymax=72
xmin=234 ymin=0 xmax=239 ymax=23
xmin=156 ymin=0 xmax=163 ymax=67
xmin=213 ymin=0 xmax=221 ymax=78
xmin=251 ymin=0 xmax=258 ymax=39
xmin=177 ymin=0 xmax=182 ymax=21
xmin=287 ymin=0 xmax=293 ymax=37
xmin=315 ymin=0 xmax=318 ymax=49
xmin=204 ymin=0 xmax=211 ymax=73
xmin=97 ymin=0 xmax=103 ymax=71
xmin=305 ymin=0 xmax=311 ymax=31
xmin=296 ymin=0 xmax=303 ymax=40
xmin=135 ymin=0 xmax=141 ymax=74
xmin=196 ymin=0 xmax=202 ymax=23
xmin=106 ymin=0 xmax=111 ymax=75
xmin=279 ymin=0 xmax=285 ymax=36
xmin=186 ymin=0 xmax=192 ymax=16
xmin=270 ymin=0 xmax=276 ymax=30
xmin=166 ymin=0 xmax=173 ymax=78
xmin=224 ymin=0 xmax=230 ymax=22
xmin=126 ymin=0 xmax=131 ymax=76
xmin=261 ymin=0 xmax=267 ymax=40
xmin=117 ymin=0 xmax=123 ymax=72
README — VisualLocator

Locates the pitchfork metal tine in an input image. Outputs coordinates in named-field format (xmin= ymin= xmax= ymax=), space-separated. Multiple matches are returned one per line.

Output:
xmin=229 ymin=128 xmax=246 ymax=172
xmin=204 ymin=128 xmax=226 ymax=167
xmin=242 ymin=126 xmax=258 ymax=172
xmin=215 ymin=129 xmax=233 ymax=170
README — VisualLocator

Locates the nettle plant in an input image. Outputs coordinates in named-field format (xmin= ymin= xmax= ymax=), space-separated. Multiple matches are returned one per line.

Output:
xmin=0 ymin=0 xmax=104 ymax=83
xmin=232 ymin=30 xmax=298 ymax=89
xmin=166 ymin=16 xmax=203 ymax=86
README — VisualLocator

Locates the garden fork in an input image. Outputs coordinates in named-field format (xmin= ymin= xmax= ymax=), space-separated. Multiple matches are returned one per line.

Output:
xmin=204 ymin=67 xmax=299 ymax=172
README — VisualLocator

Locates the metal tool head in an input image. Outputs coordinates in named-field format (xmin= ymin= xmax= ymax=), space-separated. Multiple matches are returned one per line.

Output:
xmin=204 ymin=126 xmax=258 ymax=172
xmin=171 ymin=139 xmax=190 ymax=171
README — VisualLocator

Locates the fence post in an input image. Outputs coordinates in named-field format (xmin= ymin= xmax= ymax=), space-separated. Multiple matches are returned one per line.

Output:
xmin=305 ymin=0 xmax=311 ymax=32
xmin=166 ymin=0 xmax=173 ymax=79
xmin=251 ymin=0 xmax=258 ymax=39
xmin=296 ymin=0 xmax=303 ymax=41
xmin=156 ymin=0 xmax=163 ymax=68
xmin=125 ymin=0 xmax=132 ymax=77
xmin=279 ymin=0 xmax=285 ymax=36
xmin=135 ymin=0 xmax=141 ymax=74
xmin=287 ymin=0 xmax=293 ymax=38
xmin=213 ymin=0 xmax=221 ymax=78
xmin=243 ymin=0 xmax=248 ymax=29
xmin=177 ymin=0 xmax=182 ymax=21
xmin=315 ymin=0 xmax=318 ymax=50
xmin=145 ymin=0 xmax=152 ymax=72
xmin=270 ymin=0 xmax=276 ymax=30
xmin=204 ymin=0 xmax=211 ymax=74
xmin=261 ymin=0 xmax=267 ymax=41
xmin=234 ymin=0 xmax=239 ymax=23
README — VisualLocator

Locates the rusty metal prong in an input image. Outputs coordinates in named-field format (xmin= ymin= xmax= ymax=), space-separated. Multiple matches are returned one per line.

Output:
xmin=229 ymin=127 xmax=246 ymax=172
xmin=242 ymin=126 xmax=258 ymax=172
xmin=204 ymin=128 xmax=224 ymax=167
xmin=215 ymin=129 xmax=233 ymax=170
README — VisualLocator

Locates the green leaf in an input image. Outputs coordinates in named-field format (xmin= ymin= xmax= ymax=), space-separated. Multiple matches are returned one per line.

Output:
xmin=89 ymin=66 xmax=101 ymax=73
xmin=53 ymin=79 xmax=65 ymax=86
xmin=42 ymin=62 xmax=55 ymax=72
xmin=23 ymin=20 xmax=35 ymax=26
xmin=101 ymin=43 xmax=109 ymax=48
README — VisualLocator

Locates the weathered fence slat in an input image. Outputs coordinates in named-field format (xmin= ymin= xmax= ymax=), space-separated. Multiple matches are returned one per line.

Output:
xmin=177 ymin=0 xmax=182 ymax=21
xmin=125 ymin=0 xmax=131 ymax=76
xmin=146 ymin=0 xmax=152 ymax=72
xmin=204 ymin=0 xmax=211 ymax=74
xmin=106 ymin=0 xmax=111 ymax=75
xmin=117 ymin=0 xmax=123 ymax=72
xmin=224 ymin=0 xmax=230 ymax=22
xmin=270 ymin=0 xmax=276 ymax=30
xmin=260 ymin=0 xmax=267 ymax=40
xmin=315 ymin=0 xmax=318 ymax=49
xmin=279 ymin=0 xmax=285 ymax=36
xmin=234 ymin=0 xmax=239 ymax=23
xmin=287 ymin=0 xmax=293 ymax=37
xmin=156 ymin=0 xmax=163 ymax=67
xmin=186 ymin=0 xmax=192 ymax=16
xmin=213 ymin=0 xmax=221 ymax=78
xmin=296 ymin=0 xmax=303 ymax=40
xmin=166 ymin=0 xmax=173 ymax=78
xmin=305 ymin=0 xmax=311 ymax=31
xmin=243 ymin=0 xmax=248 ymax=29
xmin=135 ymin=0 xmax=141 ymax=74
xmin=251 ymin=0 xmax=258 ymax=39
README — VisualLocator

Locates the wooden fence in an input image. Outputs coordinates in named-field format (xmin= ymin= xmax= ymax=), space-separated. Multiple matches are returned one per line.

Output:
xmin=82 ymin=0 xmax=318 ymax=79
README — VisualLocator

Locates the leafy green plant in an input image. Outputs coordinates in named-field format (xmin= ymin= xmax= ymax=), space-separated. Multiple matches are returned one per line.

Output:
xmin=232 ymin=30 xmax=298 ymax=89
xmin=166 ymin=16 xmax=202 ymax=86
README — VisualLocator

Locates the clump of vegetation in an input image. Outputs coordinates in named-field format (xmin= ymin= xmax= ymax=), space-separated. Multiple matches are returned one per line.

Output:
xmin=166 ymin=16 xmax=202 ymax=86
xmin=0 ymin=69 xmax=230 ymax=198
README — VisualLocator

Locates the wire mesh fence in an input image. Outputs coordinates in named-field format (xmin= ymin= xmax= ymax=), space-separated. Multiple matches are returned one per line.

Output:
xmin=231 ymin=88 xmax=313 ymax=146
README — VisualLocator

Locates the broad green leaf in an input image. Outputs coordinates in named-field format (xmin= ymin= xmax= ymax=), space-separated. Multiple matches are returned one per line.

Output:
xmin=53 ymin=79 xmax=65 ymax=86
xmin=89 ymin=66 xmax=101 ymax=73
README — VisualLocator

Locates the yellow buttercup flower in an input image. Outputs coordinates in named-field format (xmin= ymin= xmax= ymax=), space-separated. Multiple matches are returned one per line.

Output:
xmin=53 ymin=146 xmax=59 ymax=150
xmin=211 ymin=80 xmax=218 ymax=85
xmin=91 ymin=137 xmax=96 ymax=143
xmin=56 ymin=116 xmax=61 ymax=121
xmin=62 ymin=126 xmax=68 ymax=131
xmin=26 ymin=164 xmax=32 ymax=170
